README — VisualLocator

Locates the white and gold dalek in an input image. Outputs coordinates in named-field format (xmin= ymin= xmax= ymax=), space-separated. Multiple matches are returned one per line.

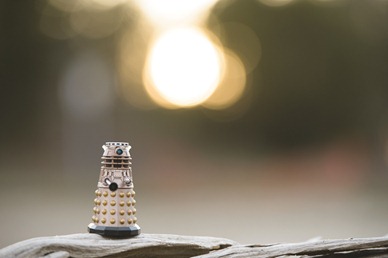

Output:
xmin=88 ymin=142 xmax=141 ymax=237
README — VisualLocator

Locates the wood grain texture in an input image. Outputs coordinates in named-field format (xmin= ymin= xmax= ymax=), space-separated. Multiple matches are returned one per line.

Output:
xmin=1 ymin=233 xmax=388 ymax=258
xmin=197 ymin=236 xmax=388 ymax=258
xmin=0 ymin=233 xmax=237 ymax=258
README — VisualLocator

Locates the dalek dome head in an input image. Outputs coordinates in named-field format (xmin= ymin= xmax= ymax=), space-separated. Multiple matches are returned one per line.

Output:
xmin=103 ymin=142 xmax=131 ymax=157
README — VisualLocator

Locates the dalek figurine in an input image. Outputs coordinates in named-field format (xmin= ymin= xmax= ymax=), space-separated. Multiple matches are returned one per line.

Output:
xmin=88 ymin=142 xmax=141 ymax=237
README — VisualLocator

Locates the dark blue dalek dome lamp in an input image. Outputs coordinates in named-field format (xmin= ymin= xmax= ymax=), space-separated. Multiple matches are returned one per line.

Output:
xmin=88 ymin=142 xmax=141 ymax=237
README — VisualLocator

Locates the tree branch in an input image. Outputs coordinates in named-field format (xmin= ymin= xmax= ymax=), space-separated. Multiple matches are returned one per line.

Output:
xmin=1 ymin=233 xmax=388 ymax=258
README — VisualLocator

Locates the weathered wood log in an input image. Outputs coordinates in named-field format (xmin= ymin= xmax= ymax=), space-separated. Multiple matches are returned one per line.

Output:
xmin=197 ymin=236 xmax=388 ymax=258
xmin=0 ymin=233 xmax=237 ymax=258
xmin=1 ymin=233 xmax=388 ymax=258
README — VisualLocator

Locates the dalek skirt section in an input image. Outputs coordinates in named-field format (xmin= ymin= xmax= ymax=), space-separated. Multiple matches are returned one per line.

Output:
xmin=88 ymin=142 xmax=141 ymax=237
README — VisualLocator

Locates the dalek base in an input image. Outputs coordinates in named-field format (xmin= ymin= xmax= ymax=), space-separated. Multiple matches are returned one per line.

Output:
xmin=88 ymin=223 xmax=141 ymax=237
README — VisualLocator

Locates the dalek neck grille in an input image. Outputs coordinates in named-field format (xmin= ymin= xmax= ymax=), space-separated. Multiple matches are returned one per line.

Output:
xmin=101 ymin=156 xmax=132 ymax=169
xmin=88 ymin=141 xmax=141 ymax=237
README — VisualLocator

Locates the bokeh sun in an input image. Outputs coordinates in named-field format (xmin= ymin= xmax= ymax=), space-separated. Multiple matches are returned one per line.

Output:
xmin=143 ymin=27 xmax=224 ymax=108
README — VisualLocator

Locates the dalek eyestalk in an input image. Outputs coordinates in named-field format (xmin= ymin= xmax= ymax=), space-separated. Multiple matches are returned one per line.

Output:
xmin=88 ymin=142 xmax=141 ymax=237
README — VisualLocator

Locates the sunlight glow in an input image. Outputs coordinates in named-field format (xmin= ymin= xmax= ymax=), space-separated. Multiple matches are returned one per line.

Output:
xmin=203 ymin=50 xmax=246 ymax=109
xmin=134 ymin=0 xmax=218 ymax=28
xmin=144 ymin=27 xmax=224 ymax=108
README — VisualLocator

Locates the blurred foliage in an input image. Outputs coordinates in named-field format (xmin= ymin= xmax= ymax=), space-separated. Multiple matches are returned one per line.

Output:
xmin=1 ymin=0 xmax=388 ymax=157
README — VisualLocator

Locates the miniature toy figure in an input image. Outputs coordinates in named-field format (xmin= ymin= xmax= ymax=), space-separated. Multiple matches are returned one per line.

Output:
xmin=88 ymin=142 xmax=141 ymax=237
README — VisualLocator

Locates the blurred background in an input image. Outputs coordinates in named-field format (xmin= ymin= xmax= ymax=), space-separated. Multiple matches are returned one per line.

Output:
xmin=1 ymin=0 xmax=388 ymax=248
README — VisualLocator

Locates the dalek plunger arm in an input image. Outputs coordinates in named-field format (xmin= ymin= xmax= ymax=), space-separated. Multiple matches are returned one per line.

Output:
xmin=104 ymin=178 xmax=118 ymax=192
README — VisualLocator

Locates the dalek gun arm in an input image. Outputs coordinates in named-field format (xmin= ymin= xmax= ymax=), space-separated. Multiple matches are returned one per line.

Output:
xmin=123 ymin=176 xmax=132 ymax=185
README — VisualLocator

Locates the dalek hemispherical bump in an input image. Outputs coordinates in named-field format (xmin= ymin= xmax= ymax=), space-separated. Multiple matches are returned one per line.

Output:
xmin=88 ymin=141 xmax=141 ymax=237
